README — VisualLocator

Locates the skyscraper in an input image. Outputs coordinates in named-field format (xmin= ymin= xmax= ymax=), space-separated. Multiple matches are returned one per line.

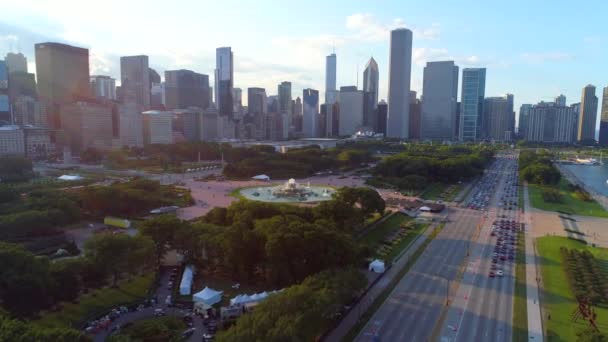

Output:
xmin=303 ymin=88 xmax=319 ymax=138
xmin=278 ymin=81 xmax=292 ymax=136
xmin=599 ymin=87 xmax=608 ymax=146
xmin=120 ymin=55 xmax=150 ymax=109
xmin=577 ymin=84 xmax=598 ymax=143
xmin=325 ymin=53 xmax=337 ymax=105
xmin=5 ymin=52 xmax=27 ymax=73
xmin=555 ymin=94 xmax=566 ymax=107
xmin=526 ymin=102 xmax=576 ymax=143
xmin=215 ymin=47 xmax=234 ymax=119
xmin=232 ymin=88 xmax=242 ymax=117
xmin=363 ymin=57 xmax=379 ymax=130
xmin=377 ymin=100 xmax=388 ymax=136
xmin=386 ymin=28 xmax=413 ymax=139
xmin=35 ymin=42 xmax=90 ymax=128
xmin=338 ymin=86 xmax=364 ymax=136
xmin=0 ymin=61 xmax=9 ymax=123
xmin=247 ymin=87 xmax=267 ymax=140
xmin=518 ymin=104 xmax=532 ymax=138
xmin=90 ymin=75 xmax=116 ymax=100
xmin=459 ymin=68 xmax=486 ymax=141
xmin=420 ymin=61 xmax=459 ymax=141
xmin=409 ymin=91 xmax=421 ymax=139
xmin=164 ymin=69 xmax=210 ymax=110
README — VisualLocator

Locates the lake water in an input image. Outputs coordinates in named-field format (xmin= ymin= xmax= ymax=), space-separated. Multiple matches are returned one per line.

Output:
xmin=562 ymin=163 xmax=608 ymax=196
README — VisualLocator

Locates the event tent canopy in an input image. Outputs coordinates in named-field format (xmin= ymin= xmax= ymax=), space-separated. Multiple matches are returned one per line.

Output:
xmin=179 ymin=265 xmax=195 ymax=295
xmin=369 ymin=259 xmax=386 ymax=273
xmin=252 ymin=174 xmax=270 ymax=181
xmin=193 ymin=287 xmax=223 ymax=306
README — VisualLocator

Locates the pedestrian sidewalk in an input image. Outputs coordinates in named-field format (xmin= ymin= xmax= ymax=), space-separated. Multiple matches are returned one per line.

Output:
xmin=523 ymin=184 xmax=543 ymax=341
xmin=324 ymin=219 xmax=437 ymax=342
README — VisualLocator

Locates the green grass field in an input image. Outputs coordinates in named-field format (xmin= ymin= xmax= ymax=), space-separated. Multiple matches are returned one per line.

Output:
xmin=528 ymin=179 xmax=608 ymax=218
xmin=512 ymin=233 xmax=528 ymax=342
xmin=34 ymin=273 xmax=155 ymax=329
xmin=537 ymin=236 xmax=608 ymax=341
xmin=359 ymin=213 xmax=426 ymax=263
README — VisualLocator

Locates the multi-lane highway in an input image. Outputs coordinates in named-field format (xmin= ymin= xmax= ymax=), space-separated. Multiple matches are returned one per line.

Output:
xmin=355 ymin=153 xmax=517 ymax=342
xmin=439 ymin=153 xmax=520 ymax=342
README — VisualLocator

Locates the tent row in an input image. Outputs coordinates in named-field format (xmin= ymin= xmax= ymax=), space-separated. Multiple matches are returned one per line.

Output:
xmin=229 ymin=290 xmax=282 ymax=306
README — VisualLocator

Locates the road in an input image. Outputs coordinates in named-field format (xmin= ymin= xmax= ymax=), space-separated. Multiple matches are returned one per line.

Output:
xmin=439 ymin=153 xmax=519 ymax=342
xmin=354 ymin=204 xmax=485 ymax=340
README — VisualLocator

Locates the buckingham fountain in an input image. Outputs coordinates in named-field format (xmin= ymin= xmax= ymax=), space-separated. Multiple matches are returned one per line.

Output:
xmin=239 ymin=179 xmax=334 ymax=203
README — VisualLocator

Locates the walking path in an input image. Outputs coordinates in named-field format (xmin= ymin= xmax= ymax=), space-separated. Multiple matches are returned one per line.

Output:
xmin=324 ymin=219 xmax=436 ymax=341
xmin=523 ymin=184 xmax=544 ymax=341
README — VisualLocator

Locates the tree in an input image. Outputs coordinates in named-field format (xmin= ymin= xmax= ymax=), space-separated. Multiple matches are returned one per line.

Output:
xmin=0 ymin=156 xmax=34 ymax=182
xmin=80 ymin=147 xmax=103 ymax=164
xmin=0 ymin=314 xmax=91 ymax=342
xmin=139 ymin=215 xmax=184 ymax=266
xmin=49 ymin=259 xmax=82 ymax=302
xmin=576 ymin=327 xmax=607 ymax=342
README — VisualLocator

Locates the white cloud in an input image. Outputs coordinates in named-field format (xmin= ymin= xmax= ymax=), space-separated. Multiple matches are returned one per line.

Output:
xmin=0 ymin=34 xmax=19 ymax=42
xmin=413 ymin=48 xmax=451 ymax=66
xmin=520 ymin=52 xmax=575 ymax=64
xmin=346 ymin=14 xmax=440 ymax=42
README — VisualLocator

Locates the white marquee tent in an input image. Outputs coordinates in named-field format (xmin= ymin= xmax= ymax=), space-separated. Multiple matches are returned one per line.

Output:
xmin=193 ymin=287 xmax=223 ymax=306
xmin=179 ymin=265 xmax=195 ymax=295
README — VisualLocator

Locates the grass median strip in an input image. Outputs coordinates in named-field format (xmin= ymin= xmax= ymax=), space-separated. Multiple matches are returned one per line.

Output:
xmin=341 ymin=224 xmax=444 ymax=342
xmin=512 ymin=233 xmax=528 ymax=342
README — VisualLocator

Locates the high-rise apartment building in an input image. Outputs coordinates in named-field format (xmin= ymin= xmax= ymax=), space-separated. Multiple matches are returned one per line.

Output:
xmin=459 ymin=68 xmax=486 ymax=141
xmin=325 ymin=53 xmax=337 ymax=105
xmin=420 ymin=61 xmax=458 ymax=141
xmin=303 ymin=89 xmax=319 ymax=138
xmin=35 ymin=42 xmax=90 ymax=128
xmin=4 ymin=52 xmax=27 ymax=73
xmin=526 ymin=102 xmax=576 ymax=143
xmin=599 ymin=87 xmax=608 ymax=146
xmin=483 ymin=95 xmax=514 ymax=141
xmin=215 ymin=47 xmax=234 ymax=119
xmin=338 ymin=86 xmax=364 ymax=136
xmin=386 ymin=28 xmax=413 ymax=139
xmin=577 ymin=84 xmax=598 ymax=143
xmin=164 ymin=69 xmax=210 ymax=110
xmin=90 ymin=75 xmax=116 ymax=100
xmin=555 ymin=94 xmax=566 ymax=107
xmin=363 ymin=57 xmax=379 ymax=130
xmin=12 ymin=96 xmax=46 ymax=127
xmin=120 ymin=55 xmax=150 ymax=109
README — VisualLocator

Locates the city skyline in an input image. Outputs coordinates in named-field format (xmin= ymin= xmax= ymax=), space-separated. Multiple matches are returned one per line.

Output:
xmin=1 ymin=0 xmax=607 ymax=130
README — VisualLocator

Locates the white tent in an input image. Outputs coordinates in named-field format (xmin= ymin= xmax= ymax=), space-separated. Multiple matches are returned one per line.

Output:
xmin=419 ymin=206 xmax=432 ymax=212
xmin=252 ymin=174 xmax=270 ymax=181
xmin=229 ymin=290 xmax=281 ymax=306
xmin=369 ymin=259 xmax=386 ymax=273
xmin=193 ymin=287 xmax=223 ymax=306
xmin=58 ymin=174 xmax=83 ymax=181
xmin=179 ymin=265 xmax=195 ymax=295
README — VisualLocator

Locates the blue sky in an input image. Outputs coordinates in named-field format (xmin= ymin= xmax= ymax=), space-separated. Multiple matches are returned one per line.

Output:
xmin=1 ymin=0 xmax=606 ymax=126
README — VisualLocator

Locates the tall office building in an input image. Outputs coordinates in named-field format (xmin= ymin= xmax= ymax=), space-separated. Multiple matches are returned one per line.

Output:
xmin=118 ymin=103 xmax=144 ymax=147
xmin=4 ymin=52 xmax=27 ymax=73
xmin=60 ymin=101 xmax=113 ymax=154
xmin=35 ymin=42 xmax=90 ymax=128
xmin=459 ymin=68 xmax=486 ymax=141
xmin=518 ymin=104 xmax=532 ymax=138
xmin=120 ymin=55 xmax=150 ymax=109
xmin=142 ymin=110 xmax=173 ymax=145
xmin=599 ymin=87 xmax=608 ymax=146
xmin=325 ymin=53 xmax=337 ymax=105
xmin=571 ymin=103 xmax=581 ymax=143
xmin=303 ymin=89 xmax=319 ymax=138
xmin=247 ymin=87 xmax=267 ymax=140
xmin=12 ymin=96 xmax=46 ymax=127
xmin=215 ymin=47 xmax=234 ymax=119
xmin=172 ymin=108 xmax=202 ymax=142
xmin=90 ymin=75 xmax=116 ymax=100
xmin=149 ymin=68 xmax=161 ymax=85
xmin=0 ymin=61 xmax=9 ymax=123
xmin=420 ymin=61 xmax=459 ymax=141
xmin=164 ymin=69 xmax=210 ymax=110
xmin=363 ymin=57 xmax=379 ymax=130
xmin=293 ymin=97 xmax=303 ymax=132
xmin=232 ymin=88 xmax=242 ymax=117
xmin=577 ymin=84 xmax=598 ymax=143
xmin=526 ymin=102 xmax=576 ymax=143
xmin=338 ymin=86 xmax=364 ymax=136
xmin=483 ymin=95 xmax=514 ymax=141
xmin=386 ymin=28 xmax=413 ymax=139
xmin=377 ymin=100 xmax=388 ymax=136
xmin=278 ymin=81 xmax=292 ymax=137
xmin=409 ymin=91 xmax=421 ymax=140
xmin=555 ymin=94 xmax=566 ymax=107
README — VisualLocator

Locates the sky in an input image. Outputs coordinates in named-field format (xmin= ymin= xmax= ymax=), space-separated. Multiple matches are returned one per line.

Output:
xmin=1 ymin=0 xmax=607 ymax=128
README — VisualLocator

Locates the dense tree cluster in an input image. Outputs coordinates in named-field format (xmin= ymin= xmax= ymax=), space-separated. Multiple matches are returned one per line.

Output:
xmin=560 ymin=247 xmax=608 ymax=305
xmin=223 ymin=145 xmax=374 ymax=179
xmin=0 ymin=233 xmax=154 ymax=318
xmin=140 ymin=188 xmax=383 ymax=286
xmin=105 ymin=142 xmax=222 ymax=170
xmin=107 ymin=316 xmax=186 ymax=342
xmin=216 ymin=268 xmax=367 ymax=342
xmin=0 ymin=314 xmax=90 ymax=342
xmin=80 ymin=178 xmax=192 ymax=218
xmin=372 ymin=145 xmax=494 ymax=189
xmin=0 ymin=156 xmax=34 ymax=182
xmin=519 ymin=150 xmax=561 ymax=185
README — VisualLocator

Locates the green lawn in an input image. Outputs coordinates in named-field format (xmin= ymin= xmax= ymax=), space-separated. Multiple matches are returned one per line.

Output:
xmin=528 ymin=179 xmax=608 ymax=218
xmin=34 ymin=273 xmax=155 ymax=329
xmin=537 ymin=236 xmax=608 ymax=341
xmin=359 ymin=213 xmax=426 ymax=263
xmin=421 ymin=183 xmax=462 ymax=201
xmin=512 ymin=233 xmax=527 ymax=342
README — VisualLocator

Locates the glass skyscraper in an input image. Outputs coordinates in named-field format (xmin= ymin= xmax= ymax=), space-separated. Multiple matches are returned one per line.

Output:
xmin=303 ymin=88 xmax=319 ymax=138
xmin=0 ymin=60 xmax=10 ymax=123
xmin=459 ymin=68 xmax=486 ymax=141
xmin=215 ymin=47 xmax=234 ymax=119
